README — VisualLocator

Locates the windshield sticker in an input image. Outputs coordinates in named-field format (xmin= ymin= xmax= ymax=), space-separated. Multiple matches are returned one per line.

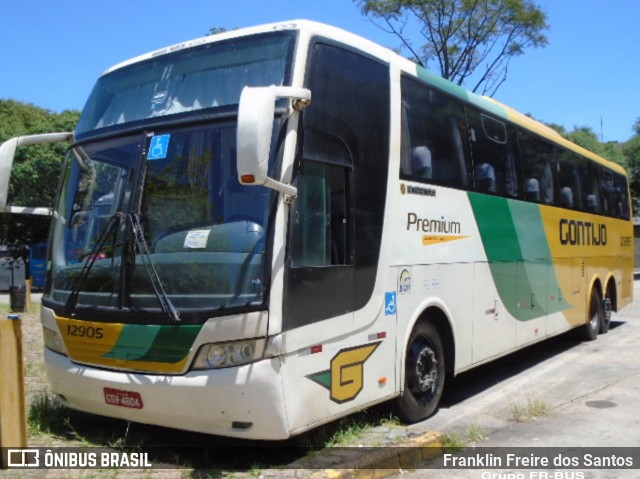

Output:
xmin=184 ymin=229 xmax=211 ymax=249
xmin=147 ymin=134 xmax=171 ymax=160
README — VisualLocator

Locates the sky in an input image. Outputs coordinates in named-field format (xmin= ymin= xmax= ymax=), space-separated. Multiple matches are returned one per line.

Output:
xmin=1 ymin=0 xmax=639 ymax=142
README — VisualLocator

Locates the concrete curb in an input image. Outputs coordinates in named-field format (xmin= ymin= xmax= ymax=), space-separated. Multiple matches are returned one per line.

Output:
xmin=300 ymin=431 xmax=445 ymax=479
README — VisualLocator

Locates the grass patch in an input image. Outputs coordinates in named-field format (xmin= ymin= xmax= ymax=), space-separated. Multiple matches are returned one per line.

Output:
xmin=442 ymin=432 xmax=467 ymax=452
xmin=467 ymin=423 xmax=487 ymax=443
xmin=511 ymin=395 xmax=551 ymax=422
xmin=299 ymin=407 xmax=401 ymax=449
xmin=28 ymin=391 xmax=68 ymax=434
xmin=442 ymin=422 xmax=488 ymax=452
xmin=323 ymin=415 xmax=374 ymax=446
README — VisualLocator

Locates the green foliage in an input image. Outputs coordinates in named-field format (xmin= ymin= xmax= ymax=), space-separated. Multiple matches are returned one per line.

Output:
xmin=356 ymin=0 xmax=549 ymax=95
xmin=564 ymin=126 xmax=626 ymax=167
xmin=623 ymin=119 xmax=640 ymax=209
xmin=0 ymin=99 xmax=80 ymax=251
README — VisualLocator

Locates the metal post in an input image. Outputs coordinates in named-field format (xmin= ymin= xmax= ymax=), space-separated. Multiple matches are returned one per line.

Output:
xmin=0 ymin=314 xmax=27 ymax=468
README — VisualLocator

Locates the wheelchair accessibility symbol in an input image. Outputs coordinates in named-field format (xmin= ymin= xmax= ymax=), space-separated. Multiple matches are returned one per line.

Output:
xmin=385 ymin=292 xmax=397 ymax=316
xmin=147 ymin=134 xmax=171 ymax=160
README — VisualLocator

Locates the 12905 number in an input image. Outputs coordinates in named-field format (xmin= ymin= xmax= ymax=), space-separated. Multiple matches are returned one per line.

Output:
xmin=67 ymin=324 xmax=104 ymax=339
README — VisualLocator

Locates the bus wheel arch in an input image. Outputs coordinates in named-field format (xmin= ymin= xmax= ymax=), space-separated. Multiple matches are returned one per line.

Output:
xmin=394 ymin=307 xmax=454 ymax=423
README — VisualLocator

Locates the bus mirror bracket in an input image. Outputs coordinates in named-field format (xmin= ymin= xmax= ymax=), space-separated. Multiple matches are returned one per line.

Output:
xmin=237 ymin=86 xmax=311 ymax=201
xmin=0 ymin=132 xmax=73 ymax=215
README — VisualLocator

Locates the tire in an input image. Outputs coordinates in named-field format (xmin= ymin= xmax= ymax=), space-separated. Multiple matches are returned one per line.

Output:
xmin=578 ymin=290 xmax=602 ymax=341
xmin=394 ymin=322 xmax=445 ymax=423
xmin=600 ymin=286 xmax=613 ymax=334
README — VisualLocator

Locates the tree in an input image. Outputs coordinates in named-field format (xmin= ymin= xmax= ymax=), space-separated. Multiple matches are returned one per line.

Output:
xmin=0 ymin=100 xmax=80 ymax=251
xmin=623 ymin=119 xmax=640 ymax=212
xmin=564 ymin=126 xmax=626 ymax=167
xmin=357 ymin=0 xmax=549 ymax=96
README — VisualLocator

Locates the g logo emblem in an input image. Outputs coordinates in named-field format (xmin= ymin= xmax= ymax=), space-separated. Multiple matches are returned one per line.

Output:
xmin=308 ymin=342 xmax=380 ymax=404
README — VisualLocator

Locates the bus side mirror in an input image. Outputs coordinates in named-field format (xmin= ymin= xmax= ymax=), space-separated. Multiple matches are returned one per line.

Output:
xmin=0 ymin=132 xmax=73 ymax=215
xmin=237 ymin=86 xmax=311 ymax=199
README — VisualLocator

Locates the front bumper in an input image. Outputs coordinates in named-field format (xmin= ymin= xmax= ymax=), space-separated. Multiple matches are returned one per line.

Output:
xmin=45 ymin=349 xmax=290 ymax=440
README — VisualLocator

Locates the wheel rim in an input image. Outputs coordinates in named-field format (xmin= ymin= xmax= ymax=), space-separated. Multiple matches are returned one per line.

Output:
xmin=406 ymin=336 xmax=439 ymax=404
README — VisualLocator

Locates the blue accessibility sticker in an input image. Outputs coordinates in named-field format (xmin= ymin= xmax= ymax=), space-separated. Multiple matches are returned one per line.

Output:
xmin=385 ymin=292 xmax=397 ymax=316
xmin=147 ymin=134 xmax=171 ymax=160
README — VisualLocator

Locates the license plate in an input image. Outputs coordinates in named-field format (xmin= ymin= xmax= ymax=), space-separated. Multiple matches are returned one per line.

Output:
xmin=103 ymin=387 xmax=144 ymax=409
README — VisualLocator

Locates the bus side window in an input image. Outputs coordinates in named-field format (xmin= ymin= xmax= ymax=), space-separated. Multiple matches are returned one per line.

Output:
xmin=584 ymin=162 xmax=602 ymax=214
xmin=556 ymin=151 xmax=583 ymax=211
xmin=613 ymin=172 xmax=631 ymax=219
xmin=467 ymin=111 xmax=519 ymax=197
xmin=400 ymin=76 xmax=471 ymax=189
xmin=518 ymin=129 xmax=557 ymax=205
xmin=609 ymin=172 xmax=631 ymax=220
xmin=601 ymin=169 xmax=614 ymax=217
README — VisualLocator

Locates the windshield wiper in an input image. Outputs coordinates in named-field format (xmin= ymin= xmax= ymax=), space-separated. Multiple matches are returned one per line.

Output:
xmin=128 ymin=212 xmax=181 ymax=323
xmin=64 ymin=212 xmax=122 ymax=317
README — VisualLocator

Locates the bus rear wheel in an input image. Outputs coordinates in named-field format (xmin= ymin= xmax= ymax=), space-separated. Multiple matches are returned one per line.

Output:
xmin=395 ymin=321 xmax=445 ymax=423
xmin=578 ymin=290 xmax=602 ymax=341
xmin=600 ymin=285 xmax=614 ymax=334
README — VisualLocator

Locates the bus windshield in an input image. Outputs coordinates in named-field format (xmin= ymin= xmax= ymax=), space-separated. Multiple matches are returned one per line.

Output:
xmin=75 ymin=31 xmax=296 ymax=136
xmin=45 ymin=123 xmax=274 ymax=318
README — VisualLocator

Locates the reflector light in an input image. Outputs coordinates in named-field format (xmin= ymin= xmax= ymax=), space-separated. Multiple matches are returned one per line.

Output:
xmin=310 ymin=345 xmax=323 ymax=354
xmin=241 ymin=174 xmax=256 ymax=184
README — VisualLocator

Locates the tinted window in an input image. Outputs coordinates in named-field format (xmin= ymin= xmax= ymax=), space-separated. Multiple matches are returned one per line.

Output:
xmin=290 ymin=160 xmax=350 ymax=267
xmin=517 ymin=127 xmax=629 ymax=219
xmin=401 ymin=76 xmax=471 ymax=189
xmin=518 ymin=129 xmax=557 ymax=205
xmin=285 ymin=42 xmax=390 ymax=329
xmin=468 ymin=110 xmax=519 ymax=197
xmin=556 ymin=150 xmax=584 ymax=210
xmin=77 ymin=32 xmax=296 ymax=136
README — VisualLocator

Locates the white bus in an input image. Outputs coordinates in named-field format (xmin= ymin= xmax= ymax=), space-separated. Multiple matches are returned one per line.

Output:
xmin=0 ymin=20 xmax=633 ymax=439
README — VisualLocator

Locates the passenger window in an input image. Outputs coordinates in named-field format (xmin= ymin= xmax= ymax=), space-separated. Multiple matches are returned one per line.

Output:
xmin=584 ymin=162 xmax=602 ymax=214
xmin=556 ymin=151 xmax=583 ymax=210
xmin=613 ymin=173 xmax=631 ymax=219
xmin=468 ymin=110 xmax=519 ymax=197
xmin=290 ymin=160 xmax=350 ymax=267
xmin=518 ymin=130 xmax=556 ymax=205
xmin=601 ymin=169 xmax=615 ymax=216
xmin=401 ymin=76 xmax=471 ymax=188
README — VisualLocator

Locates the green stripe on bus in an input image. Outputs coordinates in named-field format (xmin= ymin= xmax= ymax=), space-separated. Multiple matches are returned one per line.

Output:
xmin=102 ymin=324 xmax=161 ymax=361
xmin=416 ymin=66 xmax=468 ymax=102
xmin=136 ymin=324 xmax=202 ymax=363
xmin=469 ymin=193 xmax=569 ymax=321
xmin=103 ymin=324 xmax=202 ymax=364
xmin=415 ymin=66 xmax=509 ymax=120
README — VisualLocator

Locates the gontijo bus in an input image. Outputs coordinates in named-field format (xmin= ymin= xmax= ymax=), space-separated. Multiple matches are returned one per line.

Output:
xmin=0 ymin=20 xmax=633 ymax=439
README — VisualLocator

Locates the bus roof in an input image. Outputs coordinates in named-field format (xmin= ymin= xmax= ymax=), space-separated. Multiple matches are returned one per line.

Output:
xmin=100 ymin=19 xmax=626 ymax=177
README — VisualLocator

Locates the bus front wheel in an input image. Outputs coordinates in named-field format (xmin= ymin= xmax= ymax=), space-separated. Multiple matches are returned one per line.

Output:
xmin=395 ymin=321 xmax=445 ymax=423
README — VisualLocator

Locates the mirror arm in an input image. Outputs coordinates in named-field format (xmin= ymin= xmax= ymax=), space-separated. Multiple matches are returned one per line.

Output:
xmin=0 ymin=132 xmax=73 ymax=214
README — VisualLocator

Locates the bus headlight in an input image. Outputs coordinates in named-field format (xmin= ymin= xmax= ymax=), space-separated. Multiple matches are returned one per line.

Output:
xmin=192 ymin=339 xmax=265 ymax=370
xmin=43 ymin=326 xmax=67 ymax=356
